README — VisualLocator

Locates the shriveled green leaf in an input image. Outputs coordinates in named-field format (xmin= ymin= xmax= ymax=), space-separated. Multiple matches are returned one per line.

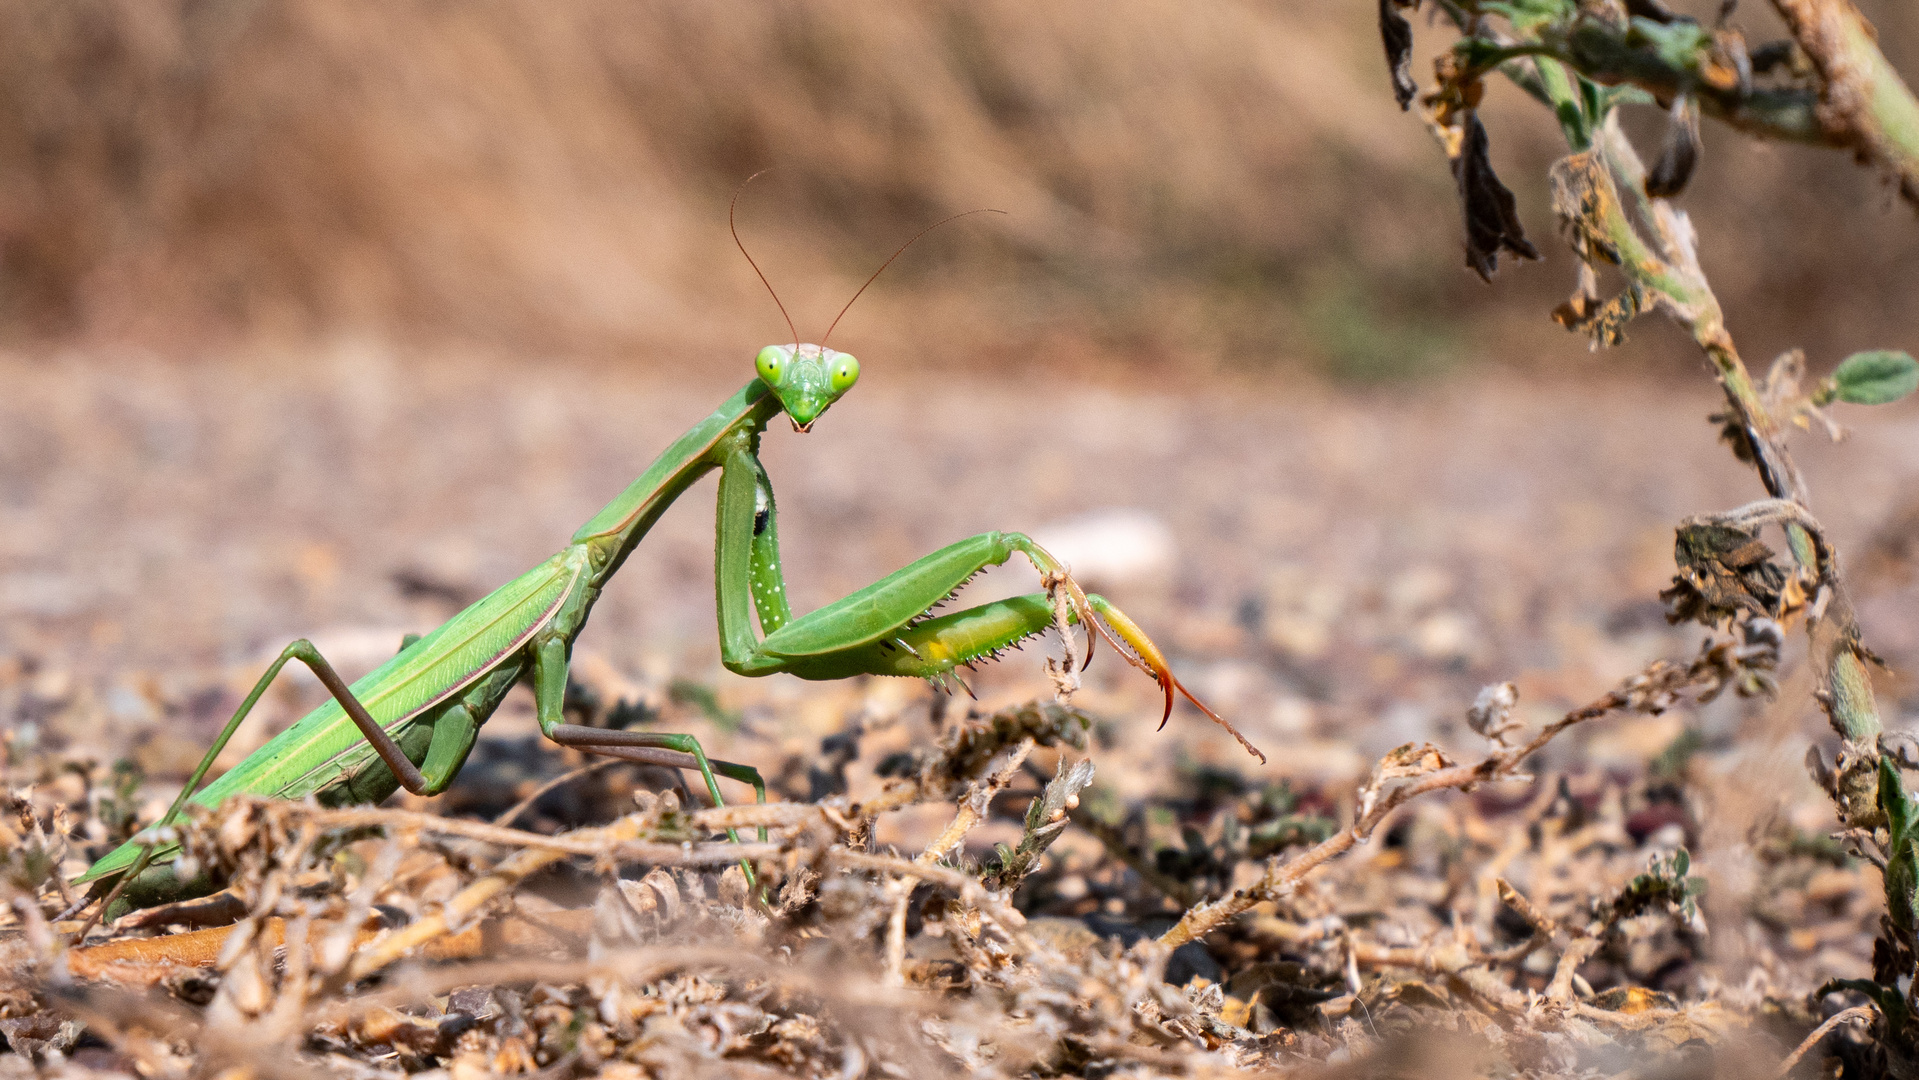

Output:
xmin=983 ymin=756 xmax=1097 ymax=890
xmin=1881 ymin=756 xmax=1919 ymax=936
xmin=1595 ymin=847 xmax=1708 ymax=931
xmin=1820 ymin=978 xmax=1907 ymax=1041
xmin=1832 ymin=350 xmax=1919 ymax=405
xmin=1628 ymin=17 xmax=1714 ymax=71
xmin=1884 ymin=754 xmax=1916 ymax=846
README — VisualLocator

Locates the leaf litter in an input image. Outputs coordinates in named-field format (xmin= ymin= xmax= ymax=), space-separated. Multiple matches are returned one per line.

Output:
xmin=0 ymin=616 xmax=1891 ymax=1078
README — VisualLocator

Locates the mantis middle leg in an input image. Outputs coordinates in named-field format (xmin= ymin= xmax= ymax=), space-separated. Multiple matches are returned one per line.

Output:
xmin=527 ymin=635 xmax=769 ymax=847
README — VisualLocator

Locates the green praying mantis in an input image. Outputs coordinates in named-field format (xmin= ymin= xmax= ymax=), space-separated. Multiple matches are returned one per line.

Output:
xmin=73 ymin=203 xmax=1262 ymax=917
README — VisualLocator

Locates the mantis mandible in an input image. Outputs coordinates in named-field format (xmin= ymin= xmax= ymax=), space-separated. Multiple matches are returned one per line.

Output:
xmin=74 ymin=202 xmax=1262 ymax=915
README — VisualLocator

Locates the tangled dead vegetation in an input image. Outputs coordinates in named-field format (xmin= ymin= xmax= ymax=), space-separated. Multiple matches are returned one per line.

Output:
xmin=0 ymin=626 xmax=1885 ymax=1078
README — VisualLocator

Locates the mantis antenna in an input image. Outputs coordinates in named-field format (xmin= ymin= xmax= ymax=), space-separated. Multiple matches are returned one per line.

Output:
xmin=731 ymin=170 xmax=800 ymax=348
xmin=819 ymin=208 xmax=1006 ymax=347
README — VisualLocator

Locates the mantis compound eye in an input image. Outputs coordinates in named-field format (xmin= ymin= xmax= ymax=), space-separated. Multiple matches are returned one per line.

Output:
xmin=829 ymin=353 xmax=859 ymax=394
xmin=755 ymin=345 xmax=788 ymax=386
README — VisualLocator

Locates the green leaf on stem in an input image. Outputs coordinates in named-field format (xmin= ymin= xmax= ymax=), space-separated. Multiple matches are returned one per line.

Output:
xmin=1830 ymin=350 xmax=1919 ymax=405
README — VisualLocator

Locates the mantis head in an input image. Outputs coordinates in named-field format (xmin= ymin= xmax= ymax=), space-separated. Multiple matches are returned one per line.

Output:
xmin=756 ymin=344 xmax=859 ymax=432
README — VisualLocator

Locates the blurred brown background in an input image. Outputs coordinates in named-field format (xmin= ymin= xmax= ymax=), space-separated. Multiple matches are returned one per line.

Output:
xmin=0 ymin=1 xmax=1915 ymax=802
xmin=1 ymin=0 xmax=1914 ymax=369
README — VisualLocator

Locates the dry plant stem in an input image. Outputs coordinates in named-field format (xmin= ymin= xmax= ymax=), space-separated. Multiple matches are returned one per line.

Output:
xmin=918 ymin=736 xmax=1035 ymax=867
xmin=1585 ymin=115 xmax=1882 ymax=753
xmin=1776 ymin=1004 xmax=1877 ymax=1077
xmin=7 ymin=889 xmax=60 ymax=975
xmin=67 ymin=799 xmax=803 ymax=940
xmin=67 ymin=904 xmax=605 ymax=982
xmin=1262 ymin=913 xmax=1544 ymax=976
xmin=309 ymin=802 xmax=808 ymax=853
xmin=1771 ymin=0 xmax=1919 ymax=206
xmin=261 ymin=914 xmax=312 ymax=1041
xmin=1159 ymin=663 xmax=1692 ymax=949
xmin=831 ymin=848 xmax=1041 ymax=958
xmin=1490 ymin=877 xmax=1557 ymax=964
xmin=1349 ymin=940 xmax=1530 ymax=1013
xmin=1041 ymin=569 xmax=1083 ymax=700
xmin=881 ymin=736 xmax=1034 ymax=982
xmin=492 ymin=758 xmax=623 ymax=827
xmin=1547 ymin=936 xmax=1602 ymax=1003
xmin=1459 ymin=1 xmax=1919 ymax=206
xmin=882 ymin=875 xmax=913 ymax=985
xmin=341 ymin=808 xmax=777 ymax=982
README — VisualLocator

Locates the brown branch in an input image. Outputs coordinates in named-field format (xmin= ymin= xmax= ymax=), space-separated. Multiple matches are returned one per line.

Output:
xmin=1771 ymin=0 xmax=1919 ymax=208
xmin=1158 ymin=650 xmax=1727 ymax=948
xmin=1555 ymin=114 xmax=1886 ymax=822
xmin=1777 ymin=1004 xmax=1877 ymax=1077
xmin=917 ymin=736 xmax=1034 ymax=867
xmin=341 ymin=809 xmax=777 ymax=982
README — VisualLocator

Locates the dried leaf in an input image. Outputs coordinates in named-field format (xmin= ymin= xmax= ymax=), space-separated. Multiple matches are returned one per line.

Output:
xmin=1453 ymin=111 xmax=1540 ymax=281
xmin=1644 ymin=93 xmax=1700 ymax=198
xmin=1594 ymin=847 xmax=1707 ymax=933
xmin=1661 ymin=522 xmax=1791 ymax=626
xmin=1550 ymin=150 xmax=1624 ymax=266
xmin=1465 ymin=681 xmax=1522 ymax=746
xmin=1380 ymin=0 xmax=1419 ymax=110
xmin=1374 ymin=742 xmax=1456 ymax=782
xmin=1547 ymin=148 xmax=1664 ymax=345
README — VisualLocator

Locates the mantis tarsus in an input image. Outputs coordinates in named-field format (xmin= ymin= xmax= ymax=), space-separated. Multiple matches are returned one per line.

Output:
xmin=74 ymin=211 xmax=1262 ymax=917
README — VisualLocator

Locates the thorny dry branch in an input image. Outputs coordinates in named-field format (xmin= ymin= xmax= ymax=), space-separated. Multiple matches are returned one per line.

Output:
xmin=0 ymin=635 xmax=1832 ymax=1079
xmin=1158 ymin=637 xmax=1759 ymax=950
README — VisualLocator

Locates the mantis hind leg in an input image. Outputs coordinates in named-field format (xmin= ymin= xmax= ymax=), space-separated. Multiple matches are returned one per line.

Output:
xmin=76 ymin=638 xmax=444 ymax=925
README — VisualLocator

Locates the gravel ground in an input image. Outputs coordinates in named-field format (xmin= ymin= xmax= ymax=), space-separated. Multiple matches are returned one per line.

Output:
xmin=4 ymin=348 xmax=1919 ymax=1076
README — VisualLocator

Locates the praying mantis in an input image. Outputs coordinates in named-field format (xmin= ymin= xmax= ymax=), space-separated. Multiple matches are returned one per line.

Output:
xmin=73 ymin=206 xmax=1261 ymax=916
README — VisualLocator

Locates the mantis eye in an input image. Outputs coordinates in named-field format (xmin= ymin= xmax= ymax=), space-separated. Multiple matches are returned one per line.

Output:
xmin=755 ymin=346 xmax=787 ymax=385
xmin=829 ymin=354 xmax=860 ymax=393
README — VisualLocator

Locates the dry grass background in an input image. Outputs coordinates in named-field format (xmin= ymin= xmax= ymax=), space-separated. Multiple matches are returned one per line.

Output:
xmin=0 ymin=0 xmax=1914 ymax=371
xmin=1 ymin=2 xmax=1918 ymax=1078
